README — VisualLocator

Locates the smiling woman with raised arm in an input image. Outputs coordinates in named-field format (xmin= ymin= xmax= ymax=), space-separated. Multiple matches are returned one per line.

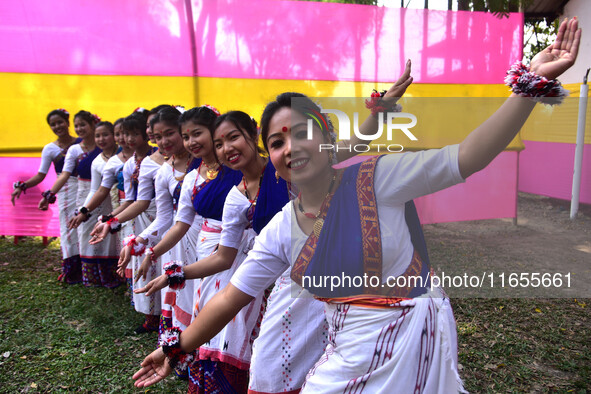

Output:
xmin=133 ymin=18 xmax=580 ymax=393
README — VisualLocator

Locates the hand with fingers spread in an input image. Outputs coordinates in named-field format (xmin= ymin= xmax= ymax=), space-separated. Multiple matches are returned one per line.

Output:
xmin=132 ymin=347 xmax=172 ymax=388
xmin=382 ymin=59 xmax=413 ymax=104
xmin=530 ymin=17 xmax=581 ymax=80
xmin=134 ymin=274 xmax=168 ymax=296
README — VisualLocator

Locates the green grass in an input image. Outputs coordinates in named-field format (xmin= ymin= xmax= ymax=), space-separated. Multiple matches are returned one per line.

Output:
xmin=0 ymin=236 xmax=187 ymax=393
xmin=0 ymin=236 xmax=589 ymax=393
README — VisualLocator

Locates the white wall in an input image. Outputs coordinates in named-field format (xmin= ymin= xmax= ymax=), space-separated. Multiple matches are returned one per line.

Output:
xmin=560 ymin=0 xmax=591 ymax=84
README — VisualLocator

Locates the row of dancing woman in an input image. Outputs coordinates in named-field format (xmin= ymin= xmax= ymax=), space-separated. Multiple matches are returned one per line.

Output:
xmin=11 ymin=18 xmax=580 ymax=393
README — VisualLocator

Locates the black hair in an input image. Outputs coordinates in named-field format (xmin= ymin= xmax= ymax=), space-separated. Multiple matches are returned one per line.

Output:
xmin=149 ymin=104 xmax=175 ymax=118
xmin=74 ymin=110 xmax=97 ymax=127
xmin=214 ymin=111 xmax=263 ymax=154
xmin=122 ymin=111 xmax=148 ymax=140
xmin=149 ymin=106 xmax=182 ymax=132
xmin=113 ymin=117 xmax=125 ymax=128
xmin=95 ymin=121 xmax=114 ymax=134
xmin=179 ymin=106 xmax=219 ymax=135
xmin=46 ymin=109 xmax=70 ymax=125
xmin=260 ymin=92 xmax=332 ymax=153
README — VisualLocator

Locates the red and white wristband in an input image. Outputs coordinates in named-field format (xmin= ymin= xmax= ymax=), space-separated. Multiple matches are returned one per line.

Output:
xmin=122 ymin=235 xmax=146 ymax=256
xmin=505 ymin=61 xmax=569 ymax=105
xmin=107 ymin=217 xmax=122 ymax=233
xmin=159 ymin=327 xmax=195 ymax=371
xmin=163 ymin=261 xmax=186 ymax=290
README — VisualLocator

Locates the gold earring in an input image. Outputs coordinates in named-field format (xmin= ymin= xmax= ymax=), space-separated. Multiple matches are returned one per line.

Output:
xmin=275 ymin=171 xmax=280 ymax=183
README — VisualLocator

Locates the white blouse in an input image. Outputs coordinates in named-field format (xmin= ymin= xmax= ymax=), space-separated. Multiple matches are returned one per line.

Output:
xmin=82 ymin=154 xmax=109 ymax=207
xmin=100 ymin=154 xmax=124 ymax=189
xmin=62 ymin=144 xmax=85 ymax=175
xmin=138 ymin=162 xmax=189 ymax=242
xmin=38 ymin=142 xmax=66 ymax=174
xmin=231 ymin=145 xmax=465 ymax=297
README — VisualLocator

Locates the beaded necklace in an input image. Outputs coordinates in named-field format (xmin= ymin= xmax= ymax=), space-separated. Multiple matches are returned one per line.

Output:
xmin=243 ymin=164 xmax=266 ymax=205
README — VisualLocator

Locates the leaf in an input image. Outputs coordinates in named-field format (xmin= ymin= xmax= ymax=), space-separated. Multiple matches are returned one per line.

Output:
xmin=30 ymin=383 xmax=37 ymax=388
xmin=535 ymin=308 xmax=542 ymax=313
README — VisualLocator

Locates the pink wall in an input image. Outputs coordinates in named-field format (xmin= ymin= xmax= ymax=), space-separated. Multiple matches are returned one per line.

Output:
xmin=194 ymin=1 xmax=523 ymax=83
xmin=416 ymin=151 xmax=518 ymax=224
xmin=0 ymin=0 xmax=523 ymax=83
xmin=519 ymin=140 xmax=591 ymax=204
xmin=1 ymin=158 xmax=60 ymax=237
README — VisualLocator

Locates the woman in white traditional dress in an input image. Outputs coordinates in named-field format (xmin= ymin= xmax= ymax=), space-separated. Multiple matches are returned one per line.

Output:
xmin=39 ymin=110 xmax=106 ymax=287
xmin=71 ymin=120 xmax=121 ymax=287
xmin=123 ymin=105 xmax=227 ymax=334
xmin=137 ymin=110 xmax=291 ymax=393
xmin=90 ymin=110 xmax=162 ymax=331
xmin=119 ymin=106 xmax=199 ymax=341
xmin=13 ymin=109 xmax=81 ymax=284
xmin=133 ymin=18 xmax=580 ymax=393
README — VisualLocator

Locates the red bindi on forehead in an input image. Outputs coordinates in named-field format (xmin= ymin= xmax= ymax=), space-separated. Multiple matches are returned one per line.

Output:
xmin=282 ymin=127 xmax=288 ymax=132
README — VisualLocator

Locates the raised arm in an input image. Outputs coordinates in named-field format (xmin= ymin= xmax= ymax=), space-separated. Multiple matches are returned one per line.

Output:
xmin=459 ymin=17 xmax=581 ymax=179
xmin=336 ymin=59 xmax=413 ymax=162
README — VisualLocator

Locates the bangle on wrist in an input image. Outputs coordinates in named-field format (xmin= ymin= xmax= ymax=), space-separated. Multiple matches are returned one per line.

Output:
xmin=505 ymin=61 xmax=568 ymax=105
xmin=13 ymin=181 xmax=27 ymax=193
xmin=122 ymin=235 xmax=146 ymax=256
xmin=365 ymin=89 xmax=402 ymax=120
xmin=41 ymin=190 xmax=56 ymax=204
xmin=163 ymin=261 xmax=186 ymax=290
xmin=159 ymin=327 xmax=195 ymax=371
xmin=107 ymin=217 xmax=122 ymax=233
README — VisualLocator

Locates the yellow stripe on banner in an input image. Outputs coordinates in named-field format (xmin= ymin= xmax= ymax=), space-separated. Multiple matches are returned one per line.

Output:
xmin=520 ymin=83 xmax=591 ymax=144
xmin=2 ymin=72 xmax=546 ymax=157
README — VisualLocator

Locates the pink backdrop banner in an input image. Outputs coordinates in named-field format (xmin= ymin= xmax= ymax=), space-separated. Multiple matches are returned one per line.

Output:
xmin=194 ymin=0 xmax=523 ymax=83
xmin=519 ymin=140 xmax=591 ymax=204
xmin=0 ymin=0 xmax=193 ymax=76
xmin=1 ymin=0 xmax=522 ymax=82
xmin=415 ymin=151 xmax=518 ymax=224
xmin=0 ymin=158 xmax=60 ymax=237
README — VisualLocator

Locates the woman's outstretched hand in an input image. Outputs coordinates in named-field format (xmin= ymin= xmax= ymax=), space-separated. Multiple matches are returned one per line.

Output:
xmin=382 ymin=59 xmax=413 ymax=103
xmin=134 ymin=274 xmax=168 ymax=296
xmin=530 ymin=17 xmax=581 ymax=79
xmin=132 ymin=347 xmax=172 ymax=388
xmin=11 ymin=188 xmax=22 ymax=206
xmin=89 ymin=222 xmax=109 ymax=244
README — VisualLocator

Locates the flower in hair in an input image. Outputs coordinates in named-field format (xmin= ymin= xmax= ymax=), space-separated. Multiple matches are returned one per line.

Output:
xmin=175 ymin=105 xmax=186 ymax=114
xmin=203 ymin=104 xmax=221 ymax=117
xmin=134 ymin=107 xmax=147 ymax=114
xmin=92 ymin=114 xmax=101 ymax=123
xmin=57 ymin=108 xmax=70 ymax=116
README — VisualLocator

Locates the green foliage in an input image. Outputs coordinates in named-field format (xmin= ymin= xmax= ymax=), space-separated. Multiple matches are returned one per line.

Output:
xmin=0 ymin=237 xmax=187 ymax=393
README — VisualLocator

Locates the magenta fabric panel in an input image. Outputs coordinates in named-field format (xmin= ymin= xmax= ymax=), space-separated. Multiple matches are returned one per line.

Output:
xmin=1 ymin=0 xmax=522 ymax=81
xmin=519 ymin=140 xmax=591 ymax=204
xmin=0 ymin=0 xmax=193 ymax=76
xmin=193 ymin=0 xmax=523 ymax=83
xmin=415 ymin=151 xmax=518 ymax=224
xmin=0 ymin=158 xmax=60 ymax=237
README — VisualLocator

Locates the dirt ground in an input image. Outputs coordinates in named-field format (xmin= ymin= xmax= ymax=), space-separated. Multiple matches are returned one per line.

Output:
xmin=423 ymin=192 xmax=591 ymax=299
